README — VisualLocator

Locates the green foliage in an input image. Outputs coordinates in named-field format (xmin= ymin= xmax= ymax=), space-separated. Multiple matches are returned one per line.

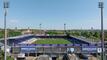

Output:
xmin=72 ymin=31 xmax=100 ymax=40
xmin=104 ymin=32 xmax=107 ymax=41
xmin=70 ymin=31 xmax=81 ymax=36
xmin=0 ymin=30 xmax=22 ymax=38
xmin=0 ymin=50 xmax=14 ymax=60
xmin=0 ymin=31 xmax=4 ymax=38
xmin=93 ymin=32 xmax=100 ymax=38
xmin=8 ymin=30 xmax=21 ymax=37
xmin=89 ymin=31 xmax=94 ymax=36
xmin=81 ymin=31 xmax=90 ymax=38
xmin=46 ymin=31 xmax=58 ymax=35
xmin=7 ymin=56 xmax=14 ymax=60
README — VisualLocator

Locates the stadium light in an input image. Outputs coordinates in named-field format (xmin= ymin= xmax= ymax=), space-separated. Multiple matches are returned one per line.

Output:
xmin=3 ymin=0 xmax=9 ymax=60
xmin=98 ymin=0 xmax=105 ymax=60
xmin=64 ymin=23 xmax=66 ymax=34
xmin=39 ymin=23 xmax=42 ymax=35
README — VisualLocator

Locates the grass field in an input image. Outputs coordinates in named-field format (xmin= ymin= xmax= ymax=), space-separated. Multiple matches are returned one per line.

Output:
xmin=33 ymin=38 xmax=71 ymax=44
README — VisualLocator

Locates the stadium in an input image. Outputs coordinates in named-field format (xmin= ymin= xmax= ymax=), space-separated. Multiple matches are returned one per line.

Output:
xmin=0 ymin=34 xmax=102 ymax=60
xmin=0 ymin=0 xmax=107 ymax=60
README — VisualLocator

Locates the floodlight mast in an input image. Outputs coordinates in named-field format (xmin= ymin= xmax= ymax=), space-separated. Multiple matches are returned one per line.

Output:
xmin=39 ymin=23 xmax=42 ymax=35
xmin=64 ymin=23 xmax=66 ymax=34
xmin=99 ymin=0 xmax=105 ymax=60
xmin=4 ymin=0 xmax=9 ymax=60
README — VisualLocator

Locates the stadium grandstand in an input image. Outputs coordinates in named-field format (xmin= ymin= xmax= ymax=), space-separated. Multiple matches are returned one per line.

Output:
xmin=0 ymin=34 xmax=102 ymax=60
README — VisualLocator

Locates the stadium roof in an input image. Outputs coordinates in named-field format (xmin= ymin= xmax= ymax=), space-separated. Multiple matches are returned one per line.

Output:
xmin=0 ymin=34 xmax=34 ymax=40
xmin=71 ymin=36 xmax=100 ymax=44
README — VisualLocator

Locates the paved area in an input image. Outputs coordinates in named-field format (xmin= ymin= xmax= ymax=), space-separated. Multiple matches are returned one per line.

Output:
xmin=26 ymin=56 xmax=37 ymax=60
xmin=36 ymin=55 xmax=52 ymax=60
xmin=68 ymin=54 xmax=79 ymax=60
xmin=88 ymin=55 xmax=99 ymax=60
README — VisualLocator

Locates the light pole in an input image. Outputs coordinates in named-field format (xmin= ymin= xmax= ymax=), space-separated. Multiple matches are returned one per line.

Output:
xmin=3 ymin=0 xmax=9 ymax=60
xmin=39 ymin=23 xmax=42 ymax=35
xmin=64 ymin=23 xmax=66 ymax=35
xmin=99 ymin=0 xmax=105 ymax=60
xmin=91 ymin=27 xmax=94 ymax=41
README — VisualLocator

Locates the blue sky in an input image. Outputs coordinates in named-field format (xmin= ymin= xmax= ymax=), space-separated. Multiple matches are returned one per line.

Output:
xmin=0 ymin=0 xmax=107 ymax=30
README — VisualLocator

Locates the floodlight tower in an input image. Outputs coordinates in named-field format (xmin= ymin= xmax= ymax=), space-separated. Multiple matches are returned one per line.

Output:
xmin=39 ymin=23 xmax=42 ymax=35
xmin=99 ymin=0 xmax=105 ymax=60
xmin=64 ymin=23 xmax=66 ymax=34
xmin=3 ymin=0 xmax=9 ymax=60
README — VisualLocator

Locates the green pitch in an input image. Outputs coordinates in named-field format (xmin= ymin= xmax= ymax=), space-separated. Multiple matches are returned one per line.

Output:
xmin=33 ymin=38 xmax=71 ymax=44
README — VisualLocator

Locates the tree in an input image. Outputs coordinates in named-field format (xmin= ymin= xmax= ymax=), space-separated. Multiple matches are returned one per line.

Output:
xmin=104 ymin=32 xmax=107 ymax=40
xmin=89 ymin=31 xmax=94 ymax=36
xmin=81 ymin=31 xmax=94 ymax=38
xmin=8 ymin=30 xmax=21 ymax=37
xmin=93 ymin=32 xmax=100 ymax=38
xmin=0 ymin=31 xmax=4 ymax=38
xmin=0 ymin=50 xmax=14 ymax=60
xmin=46 ymin=31 xmax=58 ymax=36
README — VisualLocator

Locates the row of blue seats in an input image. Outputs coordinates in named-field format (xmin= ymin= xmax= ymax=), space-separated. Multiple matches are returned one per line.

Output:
xmin=7 ymin=35 xmax=35 ymax=46
xmin=67 ymin=37 xmax=90 ymax=45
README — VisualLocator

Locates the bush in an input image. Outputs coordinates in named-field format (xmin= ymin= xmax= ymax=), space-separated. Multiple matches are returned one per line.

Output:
xmin=0 ymin=50 xmax=14 ymax=60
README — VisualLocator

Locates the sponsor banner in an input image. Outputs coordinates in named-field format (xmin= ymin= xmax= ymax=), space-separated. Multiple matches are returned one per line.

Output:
xmin=67 ymin=44 xmax=73 ymax=46
xmin=74 ymin=44 xmax=80 ymax=46
xmin=82 ymin=45 xmax=97 ymax=48
xmin=59 ymin=44 xmax=66 ymax=46
xmin=82 ymin=44 xmax=88 ymax=46
xmin=15 ymin=44 xmax=74 ymax=47
xmin=16 ymin=44 xmax=36 ymax=47
xmin=15 ymin=44 xmax=100 ymax=47
xmin=21 ymin=47 xmax=36 ymax=53
xmin=82 ymin=47 xmax=97 ymax=53
xmin=52 ymin=44 xmax=58 ymax=46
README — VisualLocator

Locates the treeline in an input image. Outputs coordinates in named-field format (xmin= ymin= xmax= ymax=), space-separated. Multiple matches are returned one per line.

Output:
xmin=8 ymin=30 xmax=22 ymax=37
xmin=70 ymin=31 xmax=100 ymax=39
xmin=0 ymin=29 xmax=107 ymax=41
xmin=0 ymin=30 xmax=22 ymax=38
xmin=46 ymin=30 xmax=64 ymax=35
xmin=45 ymin=30 xmax=107 ymax=41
